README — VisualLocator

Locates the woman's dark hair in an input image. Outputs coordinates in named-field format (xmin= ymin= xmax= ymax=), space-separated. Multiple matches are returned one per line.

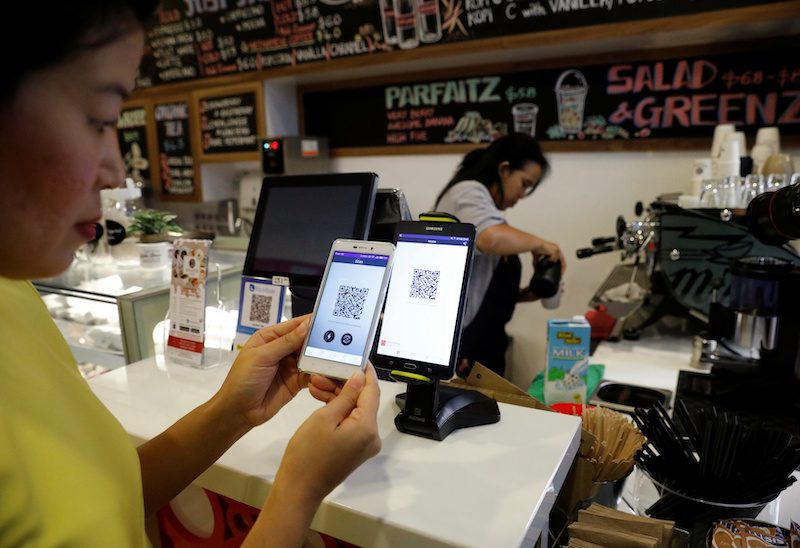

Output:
xmin=435 ymin=133 xmax=550 ymax=207
xmin=2 ymin=1 xmax=159 ymax=104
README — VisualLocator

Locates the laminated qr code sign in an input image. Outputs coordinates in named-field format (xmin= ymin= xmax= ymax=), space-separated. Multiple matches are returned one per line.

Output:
xmin=333 ymin=285 xmax=369 ymax=320
xmin=234 ymin=276 xmax=285 ymax=352
xmin=410 ymin=269 xmax=440 ymax=300
xmin=249 ymin=294 xmax=272 ymax=325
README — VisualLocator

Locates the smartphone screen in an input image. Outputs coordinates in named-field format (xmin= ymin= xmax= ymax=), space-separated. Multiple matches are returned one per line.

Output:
xmin=304 ymin=250 xmax=391 ymax=366
xmin=376 ymin=232 xmax=471 ymax=366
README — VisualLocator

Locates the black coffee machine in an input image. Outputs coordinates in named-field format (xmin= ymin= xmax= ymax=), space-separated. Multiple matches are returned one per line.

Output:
xmin=580 ymin=182 xmax=800 ymax=381
xmin=579 ymin=182 xmax=800 ymax=441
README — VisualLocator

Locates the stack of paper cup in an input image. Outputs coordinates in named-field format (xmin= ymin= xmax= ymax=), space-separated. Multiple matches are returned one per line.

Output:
xmin=751 ymin=144 xmax=772 ymax=174
xmin=711 ymin=124 xmax=736 ymax=179
xmin=691 ymin=158 xmax=713 ymax=196
xmin=728 ymin=131 xmax=747 ymax=157
xmin=714 ymin=138 xmax=740 ymax=179
xmin=711 ymin=124 xmax=735 ymax=159
xmin=752 ymin=127 xmax=781 ymax=174
xmin=756 ymin=127 xmax=780 ymax=155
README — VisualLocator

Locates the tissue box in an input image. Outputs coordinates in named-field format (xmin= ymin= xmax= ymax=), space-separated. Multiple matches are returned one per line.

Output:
xmin=545 ymin=317 xmax=591 ymax=406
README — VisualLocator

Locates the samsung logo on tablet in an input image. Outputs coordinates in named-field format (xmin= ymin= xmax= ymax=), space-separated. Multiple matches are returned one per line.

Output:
xmin=425 ymin=226 xmax=443 ymax=231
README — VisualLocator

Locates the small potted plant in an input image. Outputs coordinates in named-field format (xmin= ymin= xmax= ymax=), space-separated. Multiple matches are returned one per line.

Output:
xmin=128 ymin=209 xmax=183 ymax=268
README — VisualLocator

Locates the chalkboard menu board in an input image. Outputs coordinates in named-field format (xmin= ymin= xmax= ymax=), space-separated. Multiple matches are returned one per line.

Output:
xmin=301 ymin=46 xmax=800 ymax=150
xmin=154 ymin=99 xmax=198 ymax=199
xmin=136 ymin=0 xmax=779 ymax=88
xmin=117 ymin=103 xmax=155 ymax=186
xmin=195 ymin=83 xmax=265 ymax=160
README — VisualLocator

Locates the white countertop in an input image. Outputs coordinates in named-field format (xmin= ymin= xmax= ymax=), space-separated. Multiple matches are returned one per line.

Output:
xmin=591 ymin=333 xmax=695 ymax=396
xmin=90 ymin=357 xmax=581 ymax=547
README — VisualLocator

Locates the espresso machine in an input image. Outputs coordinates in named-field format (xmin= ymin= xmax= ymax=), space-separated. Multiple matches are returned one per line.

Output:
xmin=579 ymin=183 xmax=800 ymax=441
xmin=581 ymin=186 xmax=800 ymax=376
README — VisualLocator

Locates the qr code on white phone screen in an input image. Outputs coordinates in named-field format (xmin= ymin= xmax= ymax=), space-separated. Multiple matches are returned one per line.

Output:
xmin=249 ymin=294 xmax=272 ymax=324
xmin=410 ymin=269 xmax=440 ymax=300
xmin=332 ymin=285 xmax=369 ymax=320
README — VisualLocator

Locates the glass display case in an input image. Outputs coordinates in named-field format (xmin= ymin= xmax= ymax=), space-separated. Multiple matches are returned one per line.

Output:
xmin=34 ymin=250 xmax=244 ymax=376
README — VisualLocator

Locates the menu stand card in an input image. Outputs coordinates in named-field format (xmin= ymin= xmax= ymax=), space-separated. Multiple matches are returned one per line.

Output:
xmin=166 ymin=239 xmax=211 ymax=367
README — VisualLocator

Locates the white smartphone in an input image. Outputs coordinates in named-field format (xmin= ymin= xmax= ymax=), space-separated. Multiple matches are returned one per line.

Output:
xmin=298 ymin=239 xmax=395 ymax=380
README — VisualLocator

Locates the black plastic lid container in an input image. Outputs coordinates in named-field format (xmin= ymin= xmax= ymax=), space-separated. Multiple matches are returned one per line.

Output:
xmin=728 ymin=256 xmax=793 ymax=316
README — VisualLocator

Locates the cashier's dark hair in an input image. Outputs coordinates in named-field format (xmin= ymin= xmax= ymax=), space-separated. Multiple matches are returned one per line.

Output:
xmin=1 ymin=1 xmax=159 ymax=104
xmin=435 ymin=133 xmax=550 ymax=207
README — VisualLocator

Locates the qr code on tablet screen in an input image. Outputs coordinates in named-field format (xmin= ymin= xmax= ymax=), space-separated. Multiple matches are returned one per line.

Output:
xmin=333 ymin=285 xmax=369 ymax=320
xmin=410 ymin=269 xmax=440 ymax=300
xmin=249 ymin=294 xmax=273 ymax=325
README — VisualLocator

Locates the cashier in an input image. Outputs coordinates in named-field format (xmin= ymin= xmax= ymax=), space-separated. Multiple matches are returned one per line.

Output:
xmin=434 ymin=133 xmax=566 ymax=377
xmin=0 ymin=2 xmax=379 ymax=545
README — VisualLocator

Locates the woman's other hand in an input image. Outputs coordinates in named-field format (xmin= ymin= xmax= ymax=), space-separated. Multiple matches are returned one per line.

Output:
xmin=243 ymin=364 xmax=382 ymax=546
xmin=214 ymin=315 xmax=311 ymax=430
xmin=276 ymin=363 xmax=382 ymax=504
xmin=306 ymin=366 xmax=357 ymax=403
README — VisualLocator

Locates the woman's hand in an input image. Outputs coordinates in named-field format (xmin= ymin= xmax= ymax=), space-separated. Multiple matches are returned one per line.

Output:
xmin=533 ymin=238 xmax=567 ymax=273
xmin=307 ymin=370 xmax=347 ymax=403
xmin=213 ymin=315 xmax=311 ymax=430
xmin=243 ymin=365 xmax=382 ymax=546
xmin=275 ymin=364 xmax=382 ymax=505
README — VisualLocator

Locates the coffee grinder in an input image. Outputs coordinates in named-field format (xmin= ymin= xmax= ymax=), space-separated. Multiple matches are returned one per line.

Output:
xmin=706 ymin=256 xmax=796 ymax=376
xmin=728 ymin=258 xmax=783 ymax=362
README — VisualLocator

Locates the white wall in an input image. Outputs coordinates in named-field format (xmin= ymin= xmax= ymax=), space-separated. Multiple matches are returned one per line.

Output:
xmin=333 ymin=148 xmax=800 ymax=389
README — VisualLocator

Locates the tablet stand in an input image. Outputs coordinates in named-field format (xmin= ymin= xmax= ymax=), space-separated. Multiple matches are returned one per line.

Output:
xmin=394 ymin=378 xmax=501 ymax=441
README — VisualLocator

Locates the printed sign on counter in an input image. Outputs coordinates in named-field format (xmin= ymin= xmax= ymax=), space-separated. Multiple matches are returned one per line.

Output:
xmin=233 ymin=276 xmax=286 ymax=353
xmin=167 ymin=239 xmax=211 ymax=367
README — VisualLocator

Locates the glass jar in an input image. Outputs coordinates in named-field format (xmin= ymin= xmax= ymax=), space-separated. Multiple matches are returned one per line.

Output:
xmin=101 ymin=180 xmax=143 ymax=267
xmin=632 ymin=465 xmax=781 ymax=547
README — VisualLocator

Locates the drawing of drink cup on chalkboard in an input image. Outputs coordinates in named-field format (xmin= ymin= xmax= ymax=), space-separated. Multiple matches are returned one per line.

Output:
xmin=393 ymin=0 xmax=419 ymax=49
xmin=554 ymin=69 xmax=588 ymax=135
xmin=416 ymin=0 xmax=441 ymax=43
xmin=379 ymin=0 xmax=398 ymax=44
xmin=511 ymin=103 xmax=539 ymax=137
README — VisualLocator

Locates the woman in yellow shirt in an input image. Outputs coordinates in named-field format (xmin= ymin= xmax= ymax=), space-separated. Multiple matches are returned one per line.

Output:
xmin=0 ymin=2 xmax=380 ymax=545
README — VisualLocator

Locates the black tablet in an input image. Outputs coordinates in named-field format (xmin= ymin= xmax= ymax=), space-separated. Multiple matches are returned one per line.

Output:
xmin=243 ymin=173 xmax=378 ymax=288
xmin=371 ymin=220 xmax=475 ymax=380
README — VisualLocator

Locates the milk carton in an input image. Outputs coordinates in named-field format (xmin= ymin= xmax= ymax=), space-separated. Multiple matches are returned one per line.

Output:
xmin=544 ymin=317 xmax=591 ymax=406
